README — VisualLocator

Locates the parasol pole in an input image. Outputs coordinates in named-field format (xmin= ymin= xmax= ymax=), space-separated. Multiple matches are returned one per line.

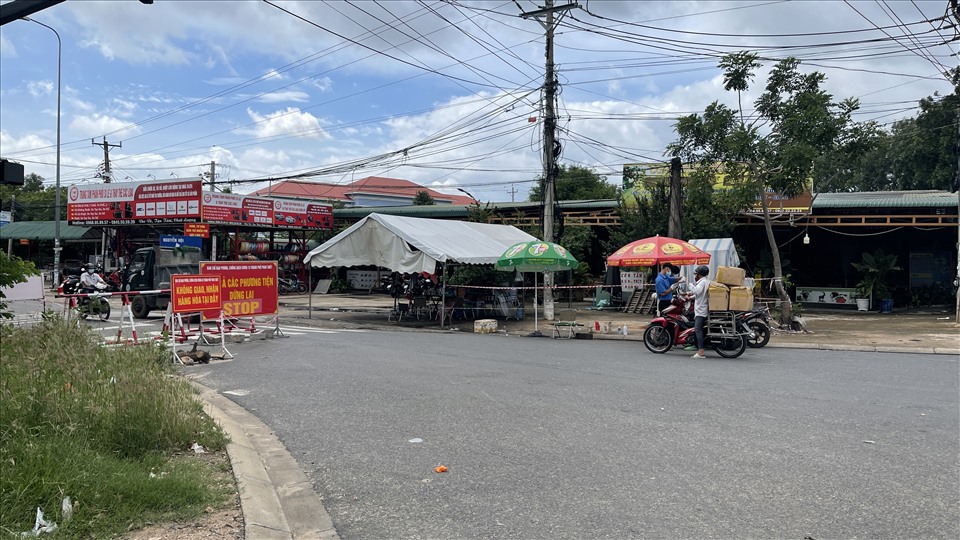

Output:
xmin=534 ymin=271 xmax=539 ymax=334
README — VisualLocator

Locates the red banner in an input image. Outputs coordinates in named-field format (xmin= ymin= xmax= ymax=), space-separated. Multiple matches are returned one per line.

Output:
xmin=201 ymin=192 xmax=332 ymax=229
xmin=199 ymin=261 xmax=278 ymax=319
xmin=67 ymin=179 xmax=203 ymax=225
xmin=171 ymin=274 xmax=221 ymax=314
xmin=184 ymin=223 xmax=210 ymax=238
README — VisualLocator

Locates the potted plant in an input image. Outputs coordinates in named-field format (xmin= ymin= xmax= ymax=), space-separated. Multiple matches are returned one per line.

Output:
xmin=852 ymin=249 xmax=900 ymax=313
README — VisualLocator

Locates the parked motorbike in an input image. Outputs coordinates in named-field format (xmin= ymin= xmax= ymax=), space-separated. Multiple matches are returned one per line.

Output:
xmin=642 ymin=296 xmax=748 ymax=358
xmin=278 ymin=274 xmax=308 ymax=295
xmin=737 ymin=306 xmax=771 ymax=348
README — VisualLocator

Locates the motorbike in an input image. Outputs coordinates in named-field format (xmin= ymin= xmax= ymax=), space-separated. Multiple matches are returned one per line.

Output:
xmin=278 ymin=274 xmax=308 ymax=295
xmin=736 ymin=306 xmax=771 ymax=348
xmin=642 ymin=296 xmax=748 ymax=358
xmin=61 ymin=278 xmax=111 ymax=321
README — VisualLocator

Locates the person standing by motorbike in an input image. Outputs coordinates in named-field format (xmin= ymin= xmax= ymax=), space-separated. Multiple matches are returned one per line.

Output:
xmin=655 ymin=263 xmax=683 ymax=314
xmin=686 ymin=265 xmax=711 ymax=359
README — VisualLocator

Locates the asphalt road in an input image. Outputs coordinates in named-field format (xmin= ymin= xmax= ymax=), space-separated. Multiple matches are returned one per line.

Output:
xmin=139 ymin=328 xmax=960 ymax=538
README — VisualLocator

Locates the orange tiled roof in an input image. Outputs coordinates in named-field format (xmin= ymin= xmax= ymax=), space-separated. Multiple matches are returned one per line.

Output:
xmin=248 ymin=176 xmax=476 ymax=205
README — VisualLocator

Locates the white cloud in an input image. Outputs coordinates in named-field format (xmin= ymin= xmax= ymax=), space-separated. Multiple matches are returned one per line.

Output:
xmin=257 ymin=91 xmax=310 ymax=104
xmin=69 ymin=114 xmax=142 ymax=138
xmin=27 ymin=81 xmax=54 ymax=97
xmin=0 ymin=34 xmax=16 ymax=57
xmin=244 ymin=107 xmax=329 ymax=139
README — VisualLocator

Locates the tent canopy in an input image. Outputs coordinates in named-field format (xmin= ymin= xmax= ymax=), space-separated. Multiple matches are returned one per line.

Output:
xmin=303 ymin=213 xmax=537 ymax=274
xmin=680 ymin=238 xmax=741 ymax=285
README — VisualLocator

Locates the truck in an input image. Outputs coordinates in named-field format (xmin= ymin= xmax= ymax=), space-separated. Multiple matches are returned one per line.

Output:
xmin=124 ymin=246 xmax=203 ymax=318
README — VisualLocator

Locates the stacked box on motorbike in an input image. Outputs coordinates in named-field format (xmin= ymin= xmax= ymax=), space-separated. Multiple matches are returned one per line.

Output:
xmin=715 ymin=266 xmax=746 ymax=287
xmin=707 ymin=283 xmax=730 ymax=311
xmin=728 ymin=286 xmax=754 ymax=311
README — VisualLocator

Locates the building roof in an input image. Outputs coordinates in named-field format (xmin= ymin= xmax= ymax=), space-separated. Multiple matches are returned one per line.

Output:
xmin=248 ymin=176 xmax=476 ymax=205
xmin=812 ymin=190 xmax=958 ymax=209
xmin=0 ymin=221 xmax=99 ymax=241
xmin=332 ymin=199 xmax=619 ymax=219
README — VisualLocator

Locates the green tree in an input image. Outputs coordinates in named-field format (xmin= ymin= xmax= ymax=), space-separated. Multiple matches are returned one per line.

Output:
xmin=668 ymin=53 xmax=855 ymax=324
xmin=884 ymin=75 xmax=958 ymax=191
xmin=0 ymin=173 xmax=64 ymax=222
xmin=0 ymin=252 xmax=39 ymax=318
xmin=412 ymin=191 xmax=436 ymax=205
xmin=528 ymin=164 xmax=617 ymax=202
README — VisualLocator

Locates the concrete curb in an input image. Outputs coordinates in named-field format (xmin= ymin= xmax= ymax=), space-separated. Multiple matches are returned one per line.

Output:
xmin=191 ymin=381 xmax=339 ymax=540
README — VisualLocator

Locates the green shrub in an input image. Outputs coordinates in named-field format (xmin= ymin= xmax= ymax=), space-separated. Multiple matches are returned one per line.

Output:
xmin=0 ymin=318 xmax=229 ymax=538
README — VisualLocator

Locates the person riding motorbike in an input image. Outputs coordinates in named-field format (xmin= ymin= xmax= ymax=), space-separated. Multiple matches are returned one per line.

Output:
xmin=79 ymin=265 xmax=107 ymax=303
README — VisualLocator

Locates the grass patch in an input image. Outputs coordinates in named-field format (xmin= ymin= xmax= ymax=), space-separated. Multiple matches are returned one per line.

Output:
xmin=0 ymin=318 xmax=230 ymax=538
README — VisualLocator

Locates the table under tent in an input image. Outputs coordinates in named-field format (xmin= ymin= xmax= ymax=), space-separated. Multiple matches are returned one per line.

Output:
xmin=302 ymin=213 xmax=537 ymax=325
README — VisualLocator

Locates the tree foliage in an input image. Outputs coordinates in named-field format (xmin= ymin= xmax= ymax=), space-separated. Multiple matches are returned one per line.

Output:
xmin=412 ymin=191 xmax=436 ymax=205
xmin=0 ymin=173 xmax=64 ymax=222
xmin=0 ymin=252 xmax=39 ymax=319
xmin=668 ymin=53 xmax=857 ymax=324
xmin=528 ymin=164 xmax=618 ymax=202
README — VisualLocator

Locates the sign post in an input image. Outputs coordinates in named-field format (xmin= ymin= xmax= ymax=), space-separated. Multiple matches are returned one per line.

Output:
xmin=170 ymin=274 xmax=222 ymax=363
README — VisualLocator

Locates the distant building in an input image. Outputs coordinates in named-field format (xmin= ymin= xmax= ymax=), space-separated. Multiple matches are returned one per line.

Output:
xmin=248 ymin=176 xmax=476 ymax=207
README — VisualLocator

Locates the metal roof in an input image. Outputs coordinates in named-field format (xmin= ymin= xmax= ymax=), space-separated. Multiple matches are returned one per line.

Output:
xmin=0 ymin=221 xmax=99 ymax=241
xmin=812 ymin=190 xmax=958 ymax=209
xmin=332 ymin=199 xmax=619 ymax=219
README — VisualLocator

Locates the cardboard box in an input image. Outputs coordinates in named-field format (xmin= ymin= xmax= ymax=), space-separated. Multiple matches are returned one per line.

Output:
xmin=707 ymin=284 xmax=730 ymax=311
xmin=474 ymin=319 xmax=498 ymax=333
xmin=716 ymin=266 xmax=746 ymax=287
xmin=728 ymin=286 xmax=754 ymax=311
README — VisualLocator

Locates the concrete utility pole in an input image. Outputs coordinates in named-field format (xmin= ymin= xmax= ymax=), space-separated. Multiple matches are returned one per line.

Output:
xmin=521 ymin=0 xmax=578 ymax=322
xmin=668 ymin=157 xmax=682 ymax=239
xmin=92 ymin=137 xmax=121 ymax=183
xmin=6 ymin=194 xmax=14 ymax=257
xmin=208 ymin=161 xmax=216 ymax=192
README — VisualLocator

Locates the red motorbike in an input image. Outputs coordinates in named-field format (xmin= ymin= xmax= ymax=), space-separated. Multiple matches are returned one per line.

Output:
xmin=642 ymin=296 xmax=748 ymax=358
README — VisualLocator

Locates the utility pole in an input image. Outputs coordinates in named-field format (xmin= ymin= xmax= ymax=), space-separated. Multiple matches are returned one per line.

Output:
xmin=6 ymin=194 xmax=13 ymax=257
xmin=92 ymin=136 xmax=120 ymax=268
xmin=208 ymin=161 xmax=216 ymax=192
xmin=92 ymin=136 xmax=121 ymax=183
xmin=508 ymin=184 xmax=518 ymax=203
xmin=521 ymin=0 xmax=578 ymax=323
xmin=668 ymin=157 xmax=682 ymax=239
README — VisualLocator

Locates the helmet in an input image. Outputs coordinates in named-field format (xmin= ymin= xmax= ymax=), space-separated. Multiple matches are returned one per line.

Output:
xmin=695 ymin=265 xmax=709 ymax=277
xmin=87 ymin=265 xmax=97 ymax=274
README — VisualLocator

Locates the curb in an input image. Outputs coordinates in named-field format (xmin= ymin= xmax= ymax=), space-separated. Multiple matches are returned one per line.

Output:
xmin=191 ymin=381 xmax=339 ymax=540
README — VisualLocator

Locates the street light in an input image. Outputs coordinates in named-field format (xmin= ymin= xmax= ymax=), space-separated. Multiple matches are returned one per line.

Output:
xmin=23 ymin=16 xmax=61 ymax=289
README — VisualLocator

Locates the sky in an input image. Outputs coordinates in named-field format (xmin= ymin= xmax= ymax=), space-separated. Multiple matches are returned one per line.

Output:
xmin=0 ymin=0 xmax=956 ymax=203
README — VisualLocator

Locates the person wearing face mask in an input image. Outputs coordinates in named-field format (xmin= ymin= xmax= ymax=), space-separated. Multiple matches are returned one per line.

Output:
xmin=685 ymin=265 xmax=711 ymax=359
xmin=655 ymin=263 xmax=684 ymax=314
xmin=79 ymin=264 xmax=107 ymax=291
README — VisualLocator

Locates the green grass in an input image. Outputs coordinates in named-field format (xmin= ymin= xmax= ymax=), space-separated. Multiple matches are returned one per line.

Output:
xmin=0 ymin=318 xmax=230 ymax=538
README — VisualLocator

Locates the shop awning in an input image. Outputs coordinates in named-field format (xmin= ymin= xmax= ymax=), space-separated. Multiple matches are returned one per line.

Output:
xmin=0 ymin=221 xmax=100 ymax=241
xmin=304 ymin=213 xmax=537 ymax=274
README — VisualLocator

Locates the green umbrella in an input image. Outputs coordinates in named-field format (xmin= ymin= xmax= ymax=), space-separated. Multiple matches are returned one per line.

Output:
xmin=496 ymin=241 xmax=579 ymax=272
xmin=496 ymin=242 xmax=578 ymax=334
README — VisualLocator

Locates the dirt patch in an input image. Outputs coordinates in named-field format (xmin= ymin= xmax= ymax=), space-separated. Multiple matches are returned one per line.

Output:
xmin=118 ymin=451 xmax=243 ymax=540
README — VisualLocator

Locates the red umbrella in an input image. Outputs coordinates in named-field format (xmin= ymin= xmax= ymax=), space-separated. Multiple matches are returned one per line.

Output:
xmin=607 ymin=235 xmax=711 ymax=267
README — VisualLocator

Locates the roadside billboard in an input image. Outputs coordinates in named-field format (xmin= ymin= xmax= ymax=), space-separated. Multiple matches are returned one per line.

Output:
xmin=199 ymin=261 xmax=278 ymax=319
xmin=201 ymin=192 xmax=332 ymax=229
xmin=67 ymin=179 xmax=203 ymax=225
xmin=67 ymin=179 xmax=333 ymax=229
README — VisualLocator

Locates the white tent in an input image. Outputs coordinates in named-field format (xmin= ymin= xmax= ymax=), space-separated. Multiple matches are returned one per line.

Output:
xmin=303 ymin=213 xmax=537 ymax=273
xmin=681 ymin=238 xmax=741 ymax=285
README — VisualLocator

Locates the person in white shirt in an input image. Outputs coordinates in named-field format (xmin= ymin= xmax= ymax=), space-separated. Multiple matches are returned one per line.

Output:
xmin=79 ymin=264 xmax=106 ymax=291
xmin=686 ymin=265 xmax=711 ymax=359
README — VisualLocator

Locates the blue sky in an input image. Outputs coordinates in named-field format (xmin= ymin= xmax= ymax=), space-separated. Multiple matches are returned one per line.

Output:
xmin=1 ymin=0 xmax=956 ymax=202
